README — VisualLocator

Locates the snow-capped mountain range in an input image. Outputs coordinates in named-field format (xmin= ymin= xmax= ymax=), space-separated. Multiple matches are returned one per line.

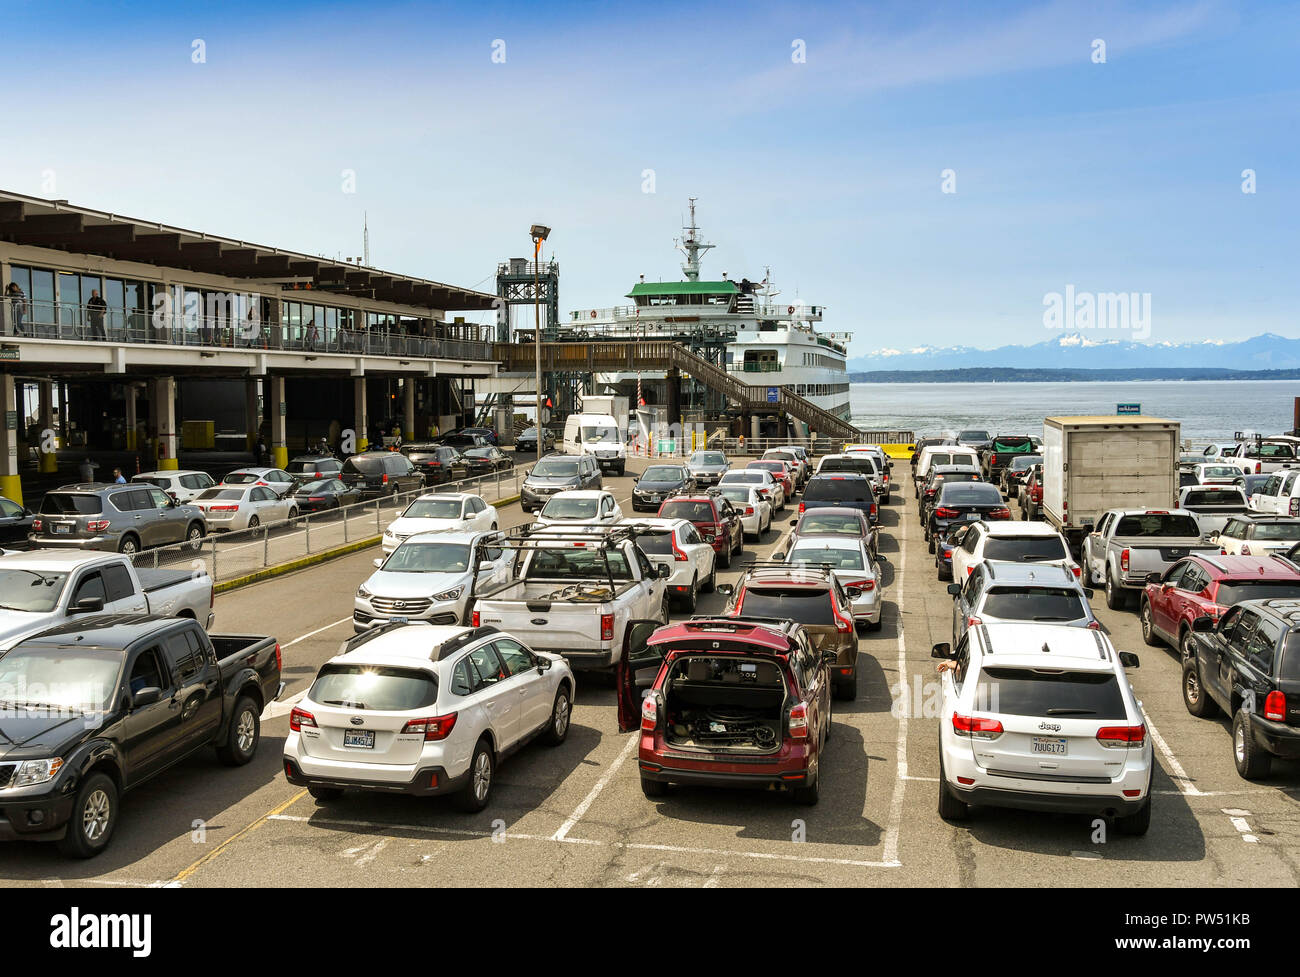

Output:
xmin=848 ymin=333 xmax=1300 ymax=372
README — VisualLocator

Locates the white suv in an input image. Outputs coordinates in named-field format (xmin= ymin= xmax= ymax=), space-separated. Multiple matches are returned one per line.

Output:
xmin=950 ymin=520 xmax=1080 ymax=582
xmin=625 ymin=517 xmax=717 ymax=612
xmin=533 ymin=490 xmax=623 ymax=528
xmin=933 ymin=622 xmax=1151 ymax=834
xmin=382 ymin=493 xmax=497 ymax=555
xmin=285 ymin=623 xmax=575 ymax=812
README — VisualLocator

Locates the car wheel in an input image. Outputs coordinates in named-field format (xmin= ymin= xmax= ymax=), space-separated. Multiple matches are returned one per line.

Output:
xmin=185 ymin=522 xmax=205 ymax=551
xmin=1139 ymin=600 xmax=1162 ymax=647
xmin=309 ymin=786 xmax=344 ymax=802
xmin=118 ymin=534 xmax=139 ymax=555
xmin=57 ymin=771 xmax=118 ymax=858
xmin=927 ymin=532 xmax=936 ymax=555
xmin=641 ymin=776 xmax=668 ymax=798
xmin=216 ymin=695 xmax=260 ymax=765
xmin=1179 ymin=628 xmax=1198 ymax=661
xmin=1233 ymin=709 xmax=1273 ymax=780
xmin=793 ymin=769 xmax=819 ymax=806
xmin=1105 ymin=569 xmax=1128 ymax=611
xmin=1115 ymin=793 xmax=1152 ymax=836
xmin=937 ymin=753 xmax=969 ymax=822
xmin=834 ymin=668 xmax=858 ymax=701
xmin=1182 ymin=658 xmax=1219 ymax=718
xmin=703 ymin=561 xmax=716 ymax=594
xmin=541 ymin=685 xmax=572 ymax=746
xmin=248 ymin=515 xmax=260 ymax=530
xmin=659 ymin=598 xmax=670 ymax=625
xmin=682 ymin=575 xmax=698 ymax=613
xmin=455 ymin=738 xmax=495 ymax=812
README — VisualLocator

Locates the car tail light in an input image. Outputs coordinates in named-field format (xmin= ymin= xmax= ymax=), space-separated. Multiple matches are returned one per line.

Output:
xmin=1121 ymin=548 xmax=1130 ymax=572
xmin=1291 ymin=499 xmax=1300 ymax=517
xmin=788 ymin=702 xmax=809 ymax=739
xmin=991 ymin=507 xmax=1011 ymax=519
xmin=471 ymin=610 xmax=481 ymax=627
xmin=289 ymin=707 xmax=316 ymax=731
xmin=601 ymin=613 xmax=615 ymax=640
xmin=87 ymin=519 xmax=110 ymax=531
xmin=1071 ymin=565 xmax=1082 ymax=579
xmin=989 ymin=453 xmax=998 ymax=466
xmin=672 ymin=535 xmax=688 ymax=562
xmin=274 ymin=641 xmax=281 ymax=671
xmin=744 ymin=505 xmax=754 ymax=515
xmin=952 ymin=713 xmax=1003 ymax=738
xmin=210 ymin=505 xmax=239 ymax=512
xmin=382 ymin=473 xmax=389 ymax=484
xmin=402 ymin=713 xmax=459 ymax=741
xmin=1265 ymin=690 xmax=1287 ymax=722
xmin=935 ymin=507 xmax=958 ymax=518
xmin=641 ymin=694 xmax=659 ymax=731
xmin=310 ymin=496 xmax=325 ymax=501
xmin=1097 ymin=724 xmax=1146 ymax=748
xmin=870 ymin=503 xmax=878 ymax=518
xmin=1256 ymin=462 xmax=1263 ymax=474
xmin=845 ymin=579 xmax=874 ymax=591
xmin=799 ymin=501 xmax=805 ymax=514
xmin=31 ymin=519 xmax=41 ymax=531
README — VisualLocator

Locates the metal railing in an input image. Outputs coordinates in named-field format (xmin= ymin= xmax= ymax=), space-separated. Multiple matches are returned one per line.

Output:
xmin=2 ymin=299 xmax=494 ymax=361
xmin=128 ymin=465 xmax=528 ymax=584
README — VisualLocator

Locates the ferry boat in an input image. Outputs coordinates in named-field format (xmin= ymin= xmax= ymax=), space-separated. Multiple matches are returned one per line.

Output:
xmin=564 ymin=200 xmax=852 ymax=423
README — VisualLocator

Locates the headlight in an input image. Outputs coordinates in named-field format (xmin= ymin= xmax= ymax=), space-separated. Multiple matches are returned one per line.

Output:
xmin=357 ymin=585 xmax=373 ymax=599
xmin=382 ymin=531 xmax=395 ymax=540
xmin=12 ymin=757 xmax=63 ymax=788
xmin=433 ymin=586 xmax=464 ymax=601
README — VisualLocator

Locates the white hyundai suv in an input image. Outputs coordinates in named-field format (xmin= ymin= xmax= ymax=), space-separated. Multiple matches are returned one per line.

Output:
xmin=284 ymin=623 xmax=575 ymax=812
xmin=933 ymin=622 xmax=1151 ymax=834
xmin=382 ymin=493 xmax=497 ymax=556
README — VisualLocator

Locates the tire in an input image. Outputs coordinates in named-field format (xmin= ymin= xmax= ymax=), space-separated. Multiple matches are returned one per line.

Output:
xmin=719 ymin=539 xmax=732 ymax=570
xmin=702 ymin=560 xmax=716 ymax=594
xmin=216 ymin=695 xmax=260 ymax=766
xmin=247 ymin=515 xmax=260 ymax=530
xmin=659 ymin=598 xmax=670 ymax=625
xmin=937 ymin=754 xmax=969 ymax=822
xmin=541 ymin=685 xmax=572 ymax=746
xmin=868 ymin=618 xmax=883 ymax=632
xmin=309 ymin=786 xmax=344 ymax=801
xmin=288 ymin=507 xmax=299 ymax=526
xmin=57 ymin=771 xmax=119 ymax=858
xmin=1182 ymin=658 xmax=1219 ymax=718
xmin=927 ymin=531 xmax=936 ymax=555
xmin=792 ymin=769 xmax=819 ymax=806
xmin=641 ymin=776 xmax=668 ymax=798
xmin=681 ymin=575 xmax=698 ymax=613
xmin=1105 ymin=569 xmax=1127 ymax=611
xmin=455 ymin=738 xmax=495 ymax=811
xmin=834 ymin=668 xmax=858 ymax=701
xmin=1233 ymin=709 xmax=1273 ymax=780
xmin=1115 ymin=793 xmax=1152 ymax=836
xmin=185 ymin=522 xmax=205 ymax=550
xmin=1139 ymin=600 xmax=1162 ymax=647
xmin=118 ymin=534 xmax=139 ymax=555
xmin=1179 ymin=628 xmax=1198 ymax=662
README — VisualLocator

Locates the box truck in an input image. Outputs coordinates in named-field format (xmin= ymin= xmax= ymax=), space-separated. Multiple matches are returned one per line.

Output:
xmin=1042 ymin=416 xmax=1181 ymax=549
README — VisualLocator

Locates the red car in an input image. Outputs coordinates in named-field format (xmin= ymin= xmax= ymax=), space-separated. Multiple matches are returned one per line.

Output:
xmin=1140 ymin=554 xmax=1300 ymax=658
xmin=747 ymin=460 xmax=795 ymax=501
xmin=657 ymin=493 xmax=744 ymax=568
xmin=617 ymin=618 xmax=835 ymax=804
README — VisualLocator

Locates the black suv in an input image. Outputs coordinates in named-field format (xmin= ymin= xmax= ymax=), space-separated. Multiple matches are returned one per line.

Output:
xmin=798 ymin=473 xmax=876 ymax=526
xmin=1183 ymin=598 xmax=1300 ymax=779
xmin=401 ymin=443 xmax=468 ymax=484
xmin=340 ymin=452 xmax=425 ymax=497
xmin=286 ymin=454 xmax=343 ymax=485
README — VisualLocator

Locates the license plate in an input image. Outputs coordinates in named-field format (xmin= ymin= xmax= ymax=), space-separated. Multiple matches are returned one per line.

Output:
xmin=965 ymin=512 xmax=979 ymax=520
xmin=651 ymin=495 xmax=661 ymax=502
xmin=53 ymin=524 xmax=71 ymax=534
xmin=343 ymin=730 xmax=375 ymax=749
xmin=1031 ymin=737 xmax=1067 ymax=755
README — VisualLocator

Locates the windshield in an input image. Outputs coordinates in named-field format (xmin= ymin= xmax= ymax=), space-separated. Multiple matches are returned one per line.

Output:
xmin=401 ymin=499 xmax=464 ymax=520
xmin=0 ymin=645 xmax=123 ymax=713
xmin=803 ymin=478 xmax=871 ymax=503
xmin=739 ymin=588 xmax=833 ymax=625
xmin=197 ymin=488 xmax=244 ymax=501
xmin=1214 ymin=582 xmax=1300 ymax=605
xmin=40 ymin=493 xmax=101 ymax=515
xmin=975 ymin=667 xmax=1127 ymax=719
xmin=0 ymin=569 xmax=68 ymax=612
xmin=788 ymin=545 xmax=864 ymax=571
xmin=465 ymin=449 xmax=493 ymax=459
xmin=309 ymin=664 xmax=437 ymax=711
xmin=531 ymin=459 xmax=579 ymax=477
xmin=797 ymin=512 xmax=864 ymax=536
xmin=526 ymin=547 xmax=631 ymax=580
xmin=983 ymin=536 xmax=1068 ymax=561
xmin=1114 ymin=513 xmax=1201 ymax=537
xmin=981 ymin=587 xmax=1087 ymax=622
xmin=1252 ymin=522 xmax=1300 ymax=541
xmin=382 ymin=541 xmax=471 ymax=573
xmin=691 ymin=452 xmax=726 ymax=466
xmin=642 ymin=467 xmax=684 ymax=482
xmin=540 ymin=498 xmax=599 ymax=519
xmin=581 ymin=426 xmax=619 ymax=443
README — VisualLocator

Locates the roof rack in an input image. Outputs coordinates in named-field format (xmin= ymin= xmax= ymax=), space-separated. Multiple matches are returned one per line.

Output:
xmin=735 ymin=561 xmax=837 ymax=580
xmin=341 ymin=619 xmax=434 ymax=654
xmin=434 ymin=625 xmax=500 ymax=660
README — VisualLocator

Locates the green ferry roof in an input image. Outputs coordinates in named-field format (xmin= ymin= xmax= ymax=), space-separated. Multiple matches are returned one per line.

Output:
xmin=626 ymin=280 xmax=738 ymax=298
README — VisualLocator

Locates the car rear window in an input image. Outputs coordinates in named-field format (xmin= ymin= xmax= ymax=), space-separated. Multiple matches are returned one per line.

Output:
xmin=1213 ymin=581 xmax=1300 ymax=605
xmin=788 ymin=545 xmax=864 ymax=571
xmin=526 ymin=547 xmax=632 ymax=580
xmin=739 ymin=587 xmax=833 ymax=625
xmin=939 ymin=483 xmax=1003 ymax=505
xmin=981 ymin=587 xmax=1087 ymax=622
xmin=718 ymin=488 xmax=751 ymax=506
xmin=342 ymin=456 xmax=386 ymax=475
xmin=132 ymin=476 xmax=169 ymax=489
xmin=1280 ymin=633 xmax=1300 ymax=682
xmin=797 ymin=512 xmax=865 ymax=536
xmin=1183 ymin=490 xmax=1247 ymax=507
xmin=819 ymin=457 xmax=877 ymax=476
xmin=983 ymin=536 xmax=1067 ymax=561
xmin=803 ymin=478 xmax=871 ymax=503
xmin=1114 ymin=514 xmax=1201 ymax=537
xmin=197 ymin=489 xmax=245 ymax=501
xmin=40 ymin=493 xmax=101 ymax=515
xmin=222 ymin=471 xmax=260 ymax=484
xmin=974 ymin=667 xmax=1128 ymax=720
xmin=992 ymin=437 xmax=1033 ymax=450
xmin=309 ymin=664 xmax=438 ymax=711
xmin=1252 ymin=522 xmax=1300 ymax=541
xmin=636 ymin=531 xmax=673 ymax=556
xmin=287 ymin=459 xmax=335 ymax=474
xmin=660 ymin=500 xmax=715 ymax=522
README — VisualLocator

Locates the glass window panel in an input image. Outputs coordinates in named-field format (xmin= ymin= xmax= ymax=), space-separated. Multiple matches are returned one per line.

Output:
xmin=58 ymin=273 xmax=81 ymax=327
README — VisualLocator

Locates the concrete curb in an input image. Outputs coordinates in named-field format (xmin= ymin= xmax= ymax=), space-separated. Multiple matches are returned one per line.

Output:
xmin=214 ymin=493 xmax=523 ymax=594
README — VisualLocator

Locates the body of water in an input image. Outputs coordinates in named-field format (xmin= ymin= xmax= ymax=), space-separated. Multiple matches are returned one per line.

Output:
xmin=849 ymin=379 xmax=1300 ymax=441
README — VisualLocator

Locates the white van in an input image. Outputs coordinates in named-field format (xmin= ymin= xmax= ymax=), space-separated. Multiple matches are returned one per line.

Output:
xmin=913 ymin=445 xmax=981 ymax=496
xmin=563 ymin=412 xmax=626 ymax=475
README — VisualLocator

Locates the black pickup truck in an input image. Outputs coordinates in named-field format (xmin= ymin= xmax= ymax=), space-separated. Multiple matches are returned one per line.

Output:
xmin=0 ymin=615 xmax=282 ymax=857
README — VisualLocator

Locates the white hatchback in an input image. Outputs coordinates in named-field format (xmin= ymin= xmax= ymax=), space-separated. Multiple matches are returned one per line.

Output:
xmin=383 ymin=493 xmax=497 ymax=556
xmin=284 ymin=623 xmax=575 ymax=812
xmin=934 ymin=622 xmax=1152 ymax=834
xmin=625 ymin=517 xmax=717 ymax=612
xmin=133 ymin=470 xmax=217 ymax=503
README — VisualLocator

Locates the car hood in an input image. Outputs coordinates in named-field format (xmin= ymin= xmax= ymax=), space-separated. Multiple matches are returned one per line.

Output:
xmin=385 ymin=517 xmax=464 ymax=536
xmin=0 ymin=612 xmax=57 ymax=650
xmin=0 ymin=710 xmax=91 ymax=756
xmin=365 ymin=570 xmax=470 ymax=596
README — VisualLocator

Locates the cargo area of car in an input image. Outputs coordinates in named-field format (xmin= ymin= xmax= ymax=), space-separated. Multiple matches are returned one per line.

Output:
xmin=662 ymin=655 xmax=787 ymax=754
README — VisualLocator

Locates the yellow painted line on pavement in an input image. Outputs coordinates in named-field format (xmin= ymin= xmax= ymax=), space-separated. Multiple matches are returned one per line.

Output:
xmin=171 ymin=789 xmax=308 ymax=884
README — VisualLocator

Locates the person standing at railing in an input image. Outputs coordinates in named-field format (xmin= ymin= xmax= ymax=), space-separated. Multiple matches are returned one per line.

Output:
xmin=305 ymin=318 xmax=318 ymax=351
xmin=6 ymin=282 xmax=26 ymax=336
xmin=86 ymin=289 xmax=108 ymax=341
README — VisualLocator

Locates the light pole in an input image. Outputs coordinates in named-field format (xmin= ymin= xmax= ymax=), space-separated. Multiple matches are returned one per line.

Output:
xmin=530 ymin=224 xmax=550 ymax=451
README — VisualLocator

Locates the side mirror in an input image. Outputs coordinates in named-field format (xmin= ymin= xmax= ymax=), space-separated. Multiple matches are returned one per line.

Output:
xmin=789 ymin=515 xmax=799 ymax=523
xmin=656 ymin=563 xmax=670 ymax=578
xmin=132 ymin=686 xmax=162 ymax=708
xmin=1209 ymin=531 xmax=1220 ymax=542
xmin=69 ymin=596 xmax=105 ymax=614
xmin=536 ymin=658 xmax=553 ymax=672
xmin=479 ymin=560 xmax=496 ymax=570
xmin=1144 ymin=573 xmax=1162 ymax=585
xmin=1191 ymin=615 xmax=1215 ymax=633
xmin=22 ymin=507 xmax=32 ymax=517
xmin=946 ymin=583 xmax=962 ymax=595
xmin=373 ymin=558 xmax=384 ymax=568
xmin=1083 ymin=588 xmax=1095 ymax=599
xmin=931 ymin=642 xmax=955 ymax=660
xmin=1117 ymin=651 xmax=1141 ymax=669
xmin=715 ymin=583 xmax=735 ymax=596
xmin=821 ymin=650 xmax=838 ymax=664
xmin=772 ymin=553 xmax=786 ymax=562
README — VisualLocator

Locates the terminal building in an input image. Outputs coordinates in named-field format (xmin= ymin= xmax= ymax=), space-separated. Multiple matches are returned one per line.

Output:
xmin=0 ymin=189 xmax=499 ymax=504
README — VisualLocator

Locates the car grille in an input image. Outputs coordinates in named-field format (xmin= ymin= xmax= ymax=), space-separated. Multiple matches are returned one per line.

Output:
xmin=0 ymin=764 xmax=15 ymax=788
xmin=370 ymin=596 xmax=433 ymax=614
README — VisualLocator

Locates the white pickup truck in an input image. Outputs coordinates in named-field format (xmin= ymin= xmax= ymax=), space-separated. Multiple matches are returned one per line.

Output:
xmin=469 ymin=528 xmax=669 ymax=669
xmin=0 ymin=550 xmax=213 ymax=651
xmin=1081 ymin=508 xmax=1220 ymax=611
xmin=1206 ymin=437 xmax=1300 ymax=476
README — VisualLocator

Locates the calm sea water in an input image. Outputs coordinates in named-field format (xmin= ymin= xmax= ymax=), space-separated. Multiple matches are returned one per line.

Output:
xmin=849 ymin=379 xmax=1300 ymax=441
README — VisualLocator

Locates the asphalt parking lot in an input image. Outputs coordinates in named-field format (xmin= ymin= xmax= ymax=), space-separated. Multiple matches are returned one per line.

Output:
xmin=6 ymin=460 xmax=1300 ymax=887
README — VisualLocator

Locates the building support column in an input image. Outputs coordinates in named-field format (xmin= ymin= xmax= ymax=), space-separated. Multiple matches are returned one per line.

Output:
xmin=124 ymin=383 xmax=138 ymax=452
xmin=354 ymin=377 xmax=368 ymax=451
xmin=269 ymin=375 xmax=287 ymax=469
xmin=245 ymin=379 xmax=259 ymax=451
xmin=403 ymin=379 xmax=415 ymax=442
xmin=37 ymin=381 xmax=57 ymax=473
xmin=152 ymin=377 xmax=179 ymax=470
xmin=750 ymin=413 xmax=761 ymax=443
xmin=666 ymin=367 xmax=682 ymax=431
xmin=0 ymin=374 xmax=21 ymax=505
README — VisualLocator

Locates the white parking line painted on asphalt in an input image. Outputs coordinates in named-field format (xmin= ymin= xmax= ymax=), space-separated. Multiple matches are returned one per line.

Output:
xmin=1140 ymin=706 xmax=1203 ymax=796
xmin=282 ymin=616 xmax=352 ymax=648
xmin=879 ymin=502 xmax=908 ymax=869
xmin=552 ymin=734 xmax=638 ymax=842
xmin=262 ymin=617 xmax=352 ymax=719
xmin=1223 ymin=808 xmax=1259 ymax=843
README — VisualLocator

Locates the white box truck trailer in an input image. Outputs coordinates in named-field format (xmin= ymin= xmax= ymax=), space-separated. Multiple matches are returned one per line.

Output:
xmin=1042 ymin=416 xmax=1181 ymax=548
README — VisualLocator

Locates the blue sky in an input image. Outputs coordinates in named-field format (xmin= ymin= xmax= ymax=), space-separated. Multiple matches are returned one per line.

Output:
xmin=0 ymin=0 xmax=1296 ymax=356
